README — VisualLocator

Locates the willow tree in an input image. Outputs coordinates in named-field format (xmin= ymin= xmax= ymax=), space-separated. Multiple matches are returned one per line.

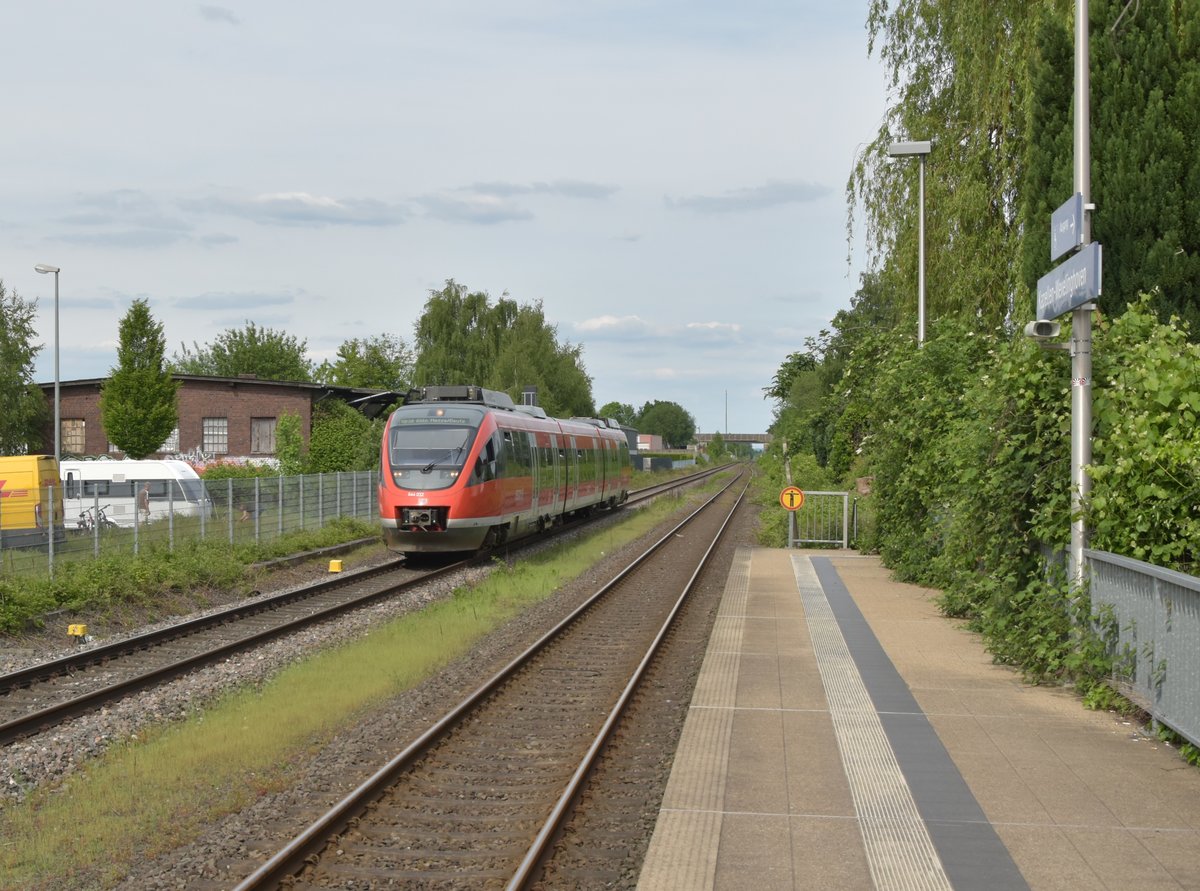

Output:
xmin=856 ymin=0 xmax=1200 ymax=332
xmin=412 ymin=280 xmax=595 ymax=418
xmin=849 ymin=1 xmax=1059 ymax=331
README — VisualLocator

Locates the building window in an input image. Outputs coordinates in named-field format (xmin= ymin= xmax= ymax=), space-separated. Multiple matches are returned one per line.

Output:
xmin=108 ymin=441 xmax=122 ymax=454
xmin=251 ymin=418 xmax=277 ymax=454
xmin=158 ymin=427 xmax=180 ymax=453
xmin=62 ymin=419 xmax=85 ymax=455
xmin=202 ymin=417 xmax=229 ymax=454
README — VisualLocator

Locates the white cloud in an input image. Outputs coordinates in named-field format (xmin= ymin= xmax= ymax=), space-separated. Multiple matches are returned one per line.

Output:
xmin=418 ymin=192 xmax=534 ymax=225
xmin=666 ymin=180 xmax=830 ymax=213
xmin=574 ymin=315 xmax=657 ymax=339
xmin=5 ymin=1 xmax=889 ymax=437
xmin=198 ymin=5 xmax=241 ymax=26
xmin=185 ymin=192 xmax=411 ymax=228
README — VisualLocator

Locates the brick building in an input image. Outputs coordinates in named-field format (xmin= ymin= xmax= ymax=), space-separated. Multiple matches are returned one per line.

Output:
xmin=39 ymin=374 xmax=399 ymax=463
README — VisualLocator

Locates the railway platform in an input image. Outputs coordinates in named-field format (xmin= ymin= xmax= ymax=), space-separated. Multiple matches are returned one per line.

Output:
xmin=637 ymin=548 xmax=1200 ymax=890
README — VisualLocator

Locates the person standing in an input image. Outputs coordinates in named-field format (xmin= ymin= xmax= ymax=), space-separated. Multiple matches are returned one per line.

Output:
xmin=138 ymin=482 xmax=151 ymax=523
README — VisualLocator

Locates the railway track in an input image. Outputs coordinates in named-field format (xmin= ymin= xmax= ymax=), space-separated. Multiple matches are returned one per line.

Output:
xmin=231 ymin=467 xmax=749 ymax=890
xmin=0 ymin=467 xmax=729 ymax=748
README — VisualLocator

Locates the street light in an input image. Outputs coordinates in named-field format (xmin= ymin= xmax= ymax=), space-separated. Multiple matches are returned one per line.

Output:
xmin=34 ymin=263 xmax=61 ymax=464
xmin=887 ymin=140 xmax=932 ymax=345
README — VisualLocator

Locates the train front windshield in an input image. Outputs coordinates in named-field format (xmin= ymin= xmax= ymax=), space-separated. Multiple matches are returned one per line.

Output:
xmin=387 ymin=405 xmax=484 ymax=491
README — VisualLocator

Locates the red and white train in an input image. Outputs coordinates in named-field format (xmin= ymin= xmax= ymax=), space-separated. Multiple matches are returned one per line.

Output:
xmin=379 ymin=385 xmax=632 ymax=555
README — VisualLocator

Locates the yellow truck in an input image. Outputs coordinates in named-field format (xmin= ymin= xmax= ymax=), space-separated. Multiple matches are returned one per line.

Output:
xmin=0 ymin=455 xmax=64 ymax=548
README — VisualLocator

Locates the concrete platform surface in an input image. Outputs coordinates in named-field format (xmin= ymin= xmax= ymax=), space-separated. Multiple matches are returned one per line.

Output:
xmin=637 ymin=548 xmax=1200 ymax=890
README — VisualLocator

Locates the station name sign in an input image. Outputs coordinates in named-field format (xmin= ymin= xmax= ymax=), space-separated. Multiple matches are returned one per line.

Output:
xmin=1037 ymin=241 xmax=1102 ymax=319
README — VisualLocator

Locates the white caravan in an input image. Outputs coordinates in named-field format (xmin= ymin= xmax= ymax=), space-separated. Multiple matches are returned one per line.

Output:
xmin=60 ymin=459 xmax=213 ymax=528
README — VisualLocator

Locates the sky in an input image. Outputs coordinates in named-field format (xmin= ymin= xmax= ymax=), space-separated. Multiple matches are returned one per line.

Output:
xmin=3 ymin=1 xmax=889 ymax=438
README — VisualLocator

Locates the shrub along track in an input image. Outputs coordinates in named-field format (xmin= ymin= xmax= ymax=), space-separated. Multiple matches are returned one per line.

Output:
xmin=228 ymin=468 xmax=751 ymax=890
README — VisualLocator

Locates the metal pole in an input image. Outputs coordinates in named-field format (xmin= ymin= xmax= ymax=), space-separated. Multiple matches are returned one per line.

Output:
xmin=34 ymin=265 xmax=61 ymax=462
xmin=842 ymin=493 xmax=849 ymax=549
xmin=1071 ymin=0 xmax=1093 ymax=592
xmin=47 ymin=484 xmax=55 ymax=576
xmin=918 ymin=154 xmax=926 ymax=345
xmin=53 ymin=271 xmax=60 ymax=464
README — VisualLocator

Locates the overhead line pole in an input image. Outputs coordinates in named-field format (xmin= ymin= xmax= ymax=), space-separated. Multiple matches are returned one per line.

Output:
xmin=1071 ymin=0 xmax=1094 ymax=592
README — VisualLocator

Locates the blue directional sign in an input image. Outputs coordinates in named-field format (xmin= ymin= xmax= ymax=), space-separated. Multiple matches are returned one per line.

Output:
xmin=1050 ymin=193 xmax=1084 ymax=261
xmin=1037 ymin=242 xmax=1102 ymax=319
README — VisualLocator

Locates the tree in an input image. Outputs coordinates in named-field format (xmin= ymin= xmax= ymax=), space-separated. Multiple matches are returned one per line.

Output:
xmin=637 ymin=400 xmax=696 ymax=449
xmin=412 ymin=280 xmax=596 ymax=417
xmin=850 ymin=0 xmax=1038 ymax=332
xmin=763 ymin=351 xmax=817 ymax=403
xmin=306 ymin=400 xmax=381 ymax=472
xmin=707 ymin=431 xmax=729 ymax=461
xmin=274 ymin=413 xmax=305 ymax=476
xmin=0 ymin=280 xmax=47 ymax=455
xmin=411 ymin=281 xmax=498 ymax=387
xmin=315 ymin=333 xmax=414 ymax=391
xmin=1089 ymin=0 xmax=1199 ymax=328
xmin=99 ymin=299 xmax=179 ymax=459
xmin=172 ymin=321 xmax=314 ymax=381
xmin=598 ymin=402 xmax=638 ymax=426
xmin=856 ymin=0 xmax=1200 ymax=332
xmin=497 ymin=308 xmax=595 ymax=418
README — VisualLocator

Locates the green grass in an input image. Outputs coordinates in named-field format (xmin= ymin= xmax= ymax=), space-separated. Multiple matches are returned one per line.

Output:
xmin=0 ymin=485 xmax=709 ymax=890
xmin=0 ymin=517 xmax=379 ymax=633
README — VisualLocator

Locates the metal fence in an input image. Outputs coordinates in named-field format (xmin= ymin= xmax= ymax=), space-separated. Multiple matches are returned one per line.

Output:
xmin=0 ymin=471 xmax=379 ymax=578
xmin=788 ymin=491 xmax=851 ymax=549
xmin=1087 ymin=549 xmax=1200 ymax=748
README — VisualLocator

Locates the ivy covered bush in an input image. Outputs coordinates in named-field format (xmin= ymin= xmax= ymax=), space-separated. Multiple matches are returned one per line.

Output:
xmin=759 ymin=296 xmax=1198 ymax=690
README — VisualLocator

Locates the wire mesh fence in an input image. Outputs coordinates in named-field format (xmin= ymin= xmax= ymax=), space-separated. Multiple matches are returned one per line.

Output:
xmin=0 ymin=471 xmax=379 ymax=578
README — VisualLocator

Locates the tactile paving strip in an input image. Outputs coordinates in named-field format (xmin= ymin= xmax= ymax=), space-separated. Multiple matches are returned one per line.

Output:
xmin=792 ymin=554 xmax=953 ymax=891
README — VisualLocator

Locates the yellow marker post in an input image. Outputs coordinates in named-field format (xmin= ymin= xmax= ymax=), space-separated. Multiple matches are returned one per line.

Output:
xmin=68 ymin=624 xmax=88 ymax=639
xmin=328 ymin=559 xmax=343 ymax=573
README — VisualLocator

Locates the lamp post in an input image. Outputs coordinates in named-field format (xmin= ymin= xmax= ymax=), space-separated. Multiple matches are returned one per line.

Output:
xmin=34 ymin=264 xmax=61 ymax=464
xmin=887 ymin=140 xmax=932 ymax=345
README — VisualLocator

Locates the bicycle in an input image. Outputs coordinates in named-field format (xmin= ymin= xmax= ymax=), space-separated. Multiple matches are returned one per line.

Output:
xmin=75 ymin=505 xmax=119 ymax=532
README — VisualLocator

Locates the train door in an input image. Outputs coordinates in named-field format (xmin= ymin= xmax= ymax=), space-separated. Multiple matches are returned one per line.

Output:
xmin=541 ymin=433 xmax=563 ymax=522
xmin=601 ymin=438 xmax=614 ymax=505
xmin=563 ymin=435 xmax=578 ymax=511
xmin=520 ymin=430 xmax=539 ymax=530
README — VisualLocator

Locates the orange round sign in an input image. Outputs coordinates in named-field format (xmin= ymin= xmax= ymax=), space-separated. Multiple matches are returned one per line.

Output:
xmin=780 ymin=486 xmax=805 ymax=511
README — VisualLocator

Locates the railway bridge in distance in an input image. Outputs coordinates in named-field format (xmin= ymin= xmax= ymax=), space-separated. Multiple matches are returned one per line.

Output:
xmin=692 ymin=432 xmax=773 ymax=449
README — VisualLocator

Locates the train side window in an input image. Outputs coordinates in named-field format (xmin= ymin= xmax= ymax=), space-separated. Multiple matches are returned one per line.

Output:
xmin=501 ymin=432 xmax=516 ymax=479
xmin=473 ymin=434 xmax=499 ymax=483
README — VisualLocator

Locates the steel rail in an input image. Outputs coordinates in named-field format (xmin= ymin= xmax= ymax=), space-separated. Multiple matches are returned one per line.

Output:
xmin=0 ymin=466 xmax=734 ymax=747
xmin=0 ymin=557 xmax=404 ymax=695
xmin=508 ymin=474 xmax=749 ymax=888
xmin=231 ymin=469 xmax=745 ymax=891
xmin=0 ymin=559 xmax=459 ymax=746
